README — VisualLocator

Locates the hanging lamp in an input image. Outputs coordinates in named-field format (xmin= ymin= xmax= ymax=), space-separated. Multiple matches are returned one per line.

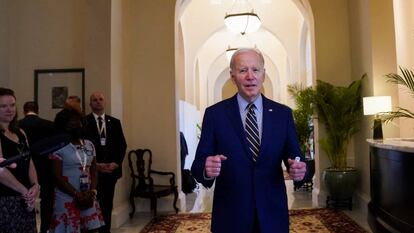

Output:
xmin=224 ymin=11 xmax=261 ymax=35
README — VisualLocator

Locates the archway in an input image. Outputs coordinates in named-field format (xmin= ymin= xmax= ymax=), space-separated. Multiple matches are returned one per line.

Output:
xmin=175 ymin=0 xmax=316 ymax=210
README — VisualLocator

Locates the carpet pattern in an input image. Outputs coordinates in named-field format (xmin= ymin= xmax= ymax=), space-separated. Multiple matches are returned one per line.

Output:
xmin=140 ymin=208 xmax=367 ymax=233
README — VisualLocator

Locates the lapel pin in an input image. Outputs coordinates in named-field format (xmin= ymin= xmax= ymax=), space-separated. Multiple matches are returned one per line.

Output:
xmin=269 ymin=109 xmax=273 ymax=112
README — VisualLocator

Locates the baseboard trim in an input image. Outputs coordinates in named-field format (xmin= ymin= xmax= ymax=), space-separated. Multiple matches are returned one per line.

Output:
xmin=111 ymin=196 xmax=183 ymax=229
xmin=111 ymin=202 xmax=130 ymax=228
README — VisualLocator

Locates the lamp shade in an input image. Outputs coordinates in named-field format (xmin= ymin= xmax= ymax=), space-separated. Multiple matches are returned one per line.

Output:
xmin=363 ymin=96 xmax=392 ymax=115
xmin=224 ymin=12 xmax=261 ymax=34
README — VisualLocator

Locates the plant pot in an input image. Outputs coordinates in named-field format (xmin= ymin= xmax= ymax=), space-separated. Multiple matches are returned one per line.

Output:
xmin=323 ymin=167 xmax=357 ymax=199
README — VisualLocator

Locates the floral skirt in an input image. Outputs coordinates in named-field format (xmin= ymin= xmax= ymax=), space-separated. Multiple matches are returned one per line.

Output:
xmin=49 ymin=190 xmax=105 ymax=233
xmin=0 ymin=196 xmax=36 ymax=233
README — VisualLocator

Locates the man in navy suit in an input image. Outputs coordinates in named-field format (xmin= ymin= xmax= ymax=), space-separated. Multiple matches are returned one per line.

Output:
xmin=83 ymin=92 xmax=127 ymax=233
xmin=191 ymin=48 xmax=307 ymax=233
xmin=19 ymin=101 xmax=56 ymax=233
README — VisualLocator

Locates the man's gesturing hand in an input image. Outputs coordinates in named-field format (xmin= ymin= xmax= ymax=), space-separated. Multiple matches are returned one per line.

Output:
xmin=205 ymin=155 xmax=227 ymax=178
xmin=287 ymin=158 xmax=306 ymax=181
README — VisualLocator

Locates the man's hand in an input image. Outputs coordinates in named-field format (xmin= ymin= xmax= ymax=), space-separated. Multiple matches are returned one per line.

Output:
xmin=288 ymin=158 xmax=306 ymax=181
xmin=107 ymin=162 xmax=119 ymax=171
xmin=97 ymin=162 xmax=119 ymax=173
xmin=205 ymin=155 xmax=227 ymax=178
xmin=96 ymin=163 xmax=110 ymax=173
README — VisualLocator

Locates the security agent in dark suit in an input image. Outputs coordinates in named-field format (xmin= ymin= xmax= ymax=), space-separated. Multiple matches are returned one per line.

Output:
xmin=83 ymin=92 xmax=127 ymax=233
xmin=191 ymin=48 xmax=307 ymax=233
xmin=18 ymin=101 xmax=56 ymax=233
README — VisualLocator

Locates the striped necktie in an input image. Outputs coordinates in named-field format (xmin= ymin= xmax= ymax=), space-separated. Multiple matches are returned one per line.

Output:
xmin=245 ymin=103 xmax=260 ymax=161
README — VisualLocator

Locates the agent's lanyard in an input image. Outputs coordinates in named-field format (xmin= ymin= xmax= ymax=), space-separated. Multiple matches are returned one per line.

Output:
xmin=98 ymin=122 xmax=105 ymax=136
xmin=73 ymin=140 xmax=87 ymax=172
xmin=97 ymin=117 xmax=106 ymax=137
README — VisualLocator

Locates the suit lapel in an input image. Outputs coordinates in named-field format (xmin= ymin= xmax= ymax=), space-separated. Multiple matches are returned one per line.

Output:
xmin=225 ymin=95 xmax=253 ymax=162
xmin=104 ymin=117 xmax=111 ymax=141
xmin=260 ymin=96 xmax=272 ymax=160
xmin=87 ymin=114 xmax=100 ymax=140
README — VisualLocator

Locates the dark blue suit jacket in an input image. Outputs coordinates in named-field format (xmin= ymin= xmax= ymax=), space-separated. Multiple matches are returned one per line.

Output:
xmin=83 ymin=113 xmax=127 ymax=179
xmin=191 ymin=94 xmax=303 ymax=233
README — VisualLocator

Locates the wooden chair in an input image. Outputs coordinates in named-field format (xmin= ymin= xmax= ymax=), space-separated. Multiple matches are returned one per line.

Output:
xmin=128 ymin=148 xmax=179 ymax=218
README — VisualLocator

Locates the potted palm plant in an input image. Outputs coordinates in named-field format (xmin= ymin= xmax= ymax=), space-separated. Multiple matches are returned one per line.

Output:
xmin=313 ymin=75 xmax=365 ymax=208
xmin=287 ymin=84 xmax=315 ymax=191
xmin=287 ymin=84 xmax=314 ymax=156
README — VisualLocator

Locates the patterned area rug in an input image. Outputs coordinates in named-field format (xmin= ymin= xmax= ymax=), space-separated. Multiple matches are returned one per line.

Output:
xmin=140 ymin=208 xmax=367 ymax=233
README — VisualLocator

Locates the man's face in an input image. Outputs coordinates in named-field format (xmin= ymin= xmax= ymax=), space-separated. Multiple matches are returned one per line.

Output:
xmin=230 ymin=51 xmax=265 ymax=102
xmin=89 ymin=93 xmax=105 ymax=113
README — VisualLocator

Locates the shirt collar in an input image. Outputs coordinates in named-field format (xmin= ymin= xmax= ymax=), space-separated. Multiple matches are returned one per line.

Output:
xmin=237 ymin=94 xmax=263 ymax=113
xmin=92 ymin=112 xmax=106 ymax=121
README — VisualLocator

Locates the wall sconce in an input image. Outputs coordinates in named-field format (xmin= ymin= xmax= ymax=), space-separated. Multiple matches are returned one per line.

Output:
xmin=363 ymin=96 xmax=392 ymax=140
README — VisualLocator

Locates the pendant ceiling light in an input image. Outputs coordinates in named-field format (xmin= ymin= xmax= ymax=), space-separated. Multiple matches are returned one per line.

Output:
xmin=224 ymin=0 xmax=261 ymax=35
xmin=225 ymin=34 xmax=256 ymax=61
xmin=224 ymin=11 xmax=261 ymax=35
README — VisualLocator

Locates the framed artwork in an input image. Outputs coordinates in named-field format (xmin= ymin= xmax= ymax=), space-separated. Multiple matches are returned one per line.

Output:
xmin=34 ymin=68 xmax=85 ymax=121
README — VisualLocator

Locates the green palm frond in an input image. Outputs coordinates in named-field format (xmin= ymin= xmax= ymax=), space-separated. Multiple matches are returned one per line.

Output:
xmin=287 ymin=84 xmax=315 ymax=155
xmin=287 ymin=84 xmax=302 ymax=97
xmin=385 ymin=67 xmax=414 ymax=97
xmin=383 ymin=107 xmax=414 ymax=123
xmin=383 ymin=67 xmax=414 ymax=123
xmin=314 ymin=75 xmax=365 ymax=169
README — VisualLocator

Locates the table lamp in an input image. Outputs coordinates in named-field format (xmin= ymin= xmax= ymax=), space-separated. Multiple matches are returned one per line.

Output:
xmin=363 ymin=96 xmax=392 ymax=140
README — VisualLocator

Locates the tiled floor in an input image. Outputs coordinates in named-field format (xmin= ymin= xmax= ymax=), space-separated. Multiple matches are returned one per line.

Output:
xmin=112 ymin=181 xmax=373 ymax=233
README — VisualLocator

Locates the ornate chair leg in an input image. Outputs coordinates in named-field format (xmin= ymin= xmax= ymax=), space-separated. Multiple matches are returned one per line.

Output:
xmin=129 ymin=192 xmax=136 ymax=218
xmin=151 ymin=198 xmax=157 ymax=216
xmin=173 ymin=187 xmax=179 ymax=213
xmin=154 ymin=198 xmax=157 ymax=216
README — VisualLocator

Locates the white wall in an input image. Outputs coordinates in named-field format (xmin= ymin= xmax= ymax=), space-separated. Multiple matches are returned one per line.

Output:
xmin=179 ymin=100 xmax=200 ymax=170
xmin=7 ymin=0 xmax=86 ymax=115
xmin=393 ymin=0 xmax=414 ymax=137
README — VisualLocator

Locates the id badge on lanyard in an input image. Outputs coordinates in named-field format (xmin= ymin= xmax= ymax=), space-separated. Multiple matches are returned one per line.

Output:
xmin=80 ymin=171 xmax=90 ymax=191
xmin=75 ymin=142 xmax=90 ymax=191
xmin=100 ymin=138 xmax=106 ymax=146
xmin=98 ymin=120 xmax=106 ymax=146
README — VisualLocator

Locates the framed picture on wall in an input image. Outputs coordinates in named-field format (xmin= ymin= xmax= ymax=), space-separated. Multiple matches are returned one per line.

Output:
xmin=34 ymin=68 xmax=85 ymax=121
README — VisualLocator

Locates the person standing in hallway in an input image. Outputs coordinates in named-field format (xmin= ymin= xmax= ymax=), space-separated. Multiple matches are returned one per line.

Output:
xmin=19 ymin=101 xmax=56 ymax=233
xmin=0 ymin=87 xmax=39 ymax=233
xmin=191 ymin=48 xmax=307 ymax=233
xmin=49 ymin=108 xmax=105 ymax=233
xmin=83 ymin=91 xmax=127 ymax=233
xmin=54 ymin=95 xmax=82 ymax=133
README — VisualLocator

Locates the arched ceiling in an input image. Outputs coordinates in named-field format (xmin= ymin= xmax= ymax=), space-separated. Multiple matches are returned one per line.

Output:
xmin=177 ymin=0 xmax=307 ymax=111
